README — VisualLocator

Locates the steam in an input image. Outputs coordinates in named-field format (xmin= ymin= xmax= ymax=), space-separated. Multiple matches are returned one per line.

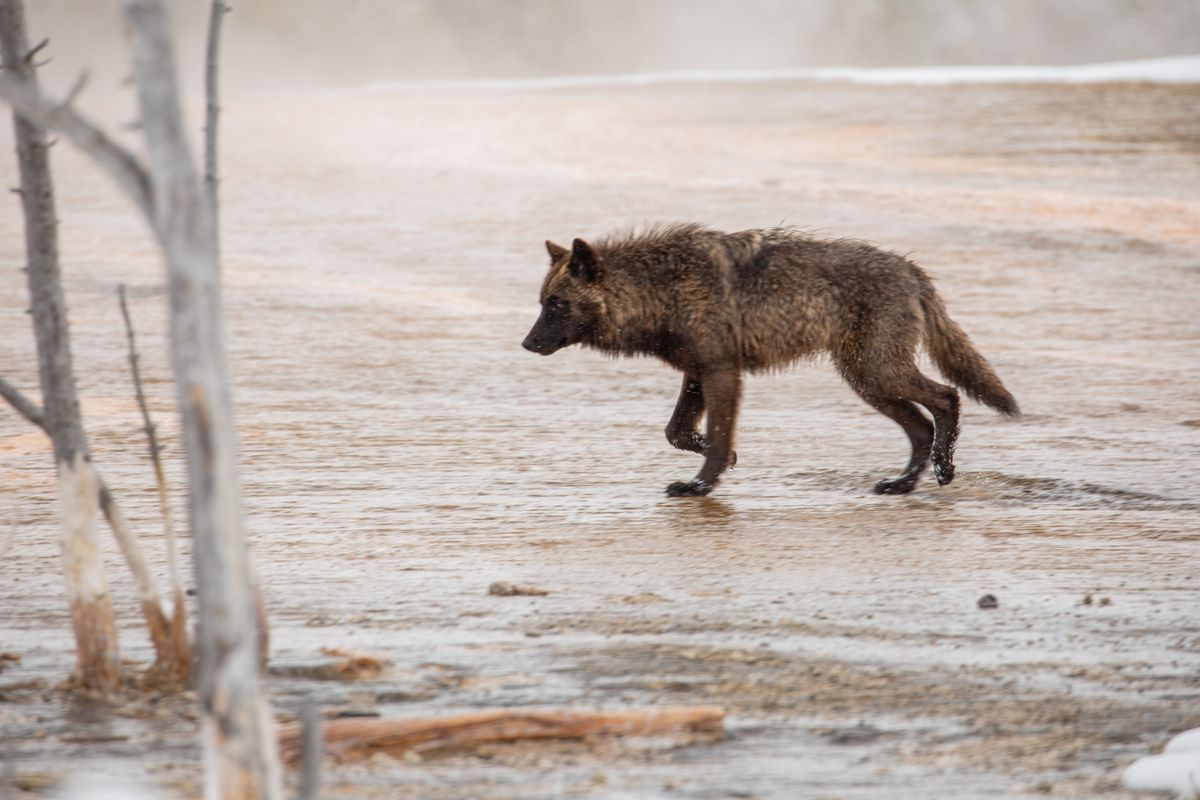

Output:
xmin=25 ymin=0 xmax=1200 ymax=94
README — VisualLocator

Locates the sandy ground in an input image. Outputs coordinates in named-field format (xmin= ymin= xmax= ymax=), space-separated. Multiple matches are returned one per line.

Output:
xmin=1 ymin=78 xmax=1199 ymax=799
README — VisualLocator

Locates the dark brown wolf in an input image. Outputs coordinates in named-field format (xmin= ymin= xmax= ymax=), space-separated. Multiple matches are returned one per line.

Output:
xmin=522 ymin=224 xmax=1018 ymax=497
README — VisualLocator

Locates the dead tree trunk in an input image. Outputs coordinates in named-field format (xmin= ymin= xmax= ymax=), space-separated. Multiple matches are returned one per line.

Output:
xmin=121 ymin=0 xmax=283 ymax=795
xmin=0 ymin=0 xmax=284 ymax=792
xmin=0 ymin=0 xmax=120 ymax=693
xmin=201 ymin=0 xmax=271 ymax=675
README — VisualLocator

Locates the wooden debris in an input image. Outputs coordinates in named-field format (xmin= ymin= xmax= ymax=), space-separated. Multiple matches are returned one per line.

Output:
xmin=278 ymin=706 xmax=725 ymax=764
xmin=318 ymin=647 xmax=392 ymax=680
xmin=488 ymin=581 xmax=549 ymax=597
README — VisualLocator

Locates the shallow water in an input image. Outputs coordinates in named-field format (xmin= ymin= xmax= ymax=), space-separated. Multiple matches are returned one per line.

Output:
xmin=1 ymin=80 xmax=1198 ymax=798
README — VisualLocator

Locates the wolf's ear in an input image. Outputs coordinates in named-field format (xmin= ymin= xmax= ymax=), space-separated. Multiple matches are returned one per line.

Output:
xmin=569 ymin=238 xmax=601 ymax=282
xmin=545 ymin=240 xmax=569 ymax=263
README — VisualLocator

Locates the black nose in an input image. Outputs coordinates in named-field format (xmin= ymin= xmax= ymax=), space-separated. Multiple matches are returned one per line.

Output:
xmin=521 ymin=337 xmax=538 ymax=352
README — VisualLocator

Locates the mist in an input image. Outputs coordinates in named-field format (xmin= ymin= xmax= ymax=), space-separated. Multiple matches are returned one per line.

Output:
xmin=25 ymin=0 xmax=1200 ymax=95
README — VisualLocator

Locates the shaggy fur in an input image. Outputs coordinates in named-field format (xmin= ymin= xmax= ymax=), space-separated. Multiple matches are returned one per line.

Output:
xmin=523 ymin=224 xmax=1018 ymax=497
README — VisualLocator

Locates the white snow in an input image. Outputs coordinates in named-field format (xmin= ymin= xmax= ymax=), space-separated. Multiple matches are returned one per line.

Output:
xmin=352 ymin=55 xmax=1200 ymax=94
xmin=1168 ymin=728 xmax=1200 ymax=754
xmin=1122 ymin=726 xmax=1200 ymax=799
xmin=55 ymin=776 xmax=160 ymax=800
xmin=1122 ymin=752 xmax=1200 ymax=798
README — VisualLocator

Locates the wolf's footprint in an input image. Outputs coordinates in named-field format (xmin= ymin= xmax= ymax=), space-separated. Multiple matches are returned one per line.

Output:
xmin=666 ymin=479 xmax=714 ymax=497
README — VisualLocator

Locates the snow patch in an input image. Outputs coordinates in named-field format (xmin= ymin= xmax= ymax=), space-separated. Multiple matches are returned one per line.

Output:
xmin=1168 ymin=728 xmax=1200 ymax=754
xmin=1122 ymin=727 xmax=1200 ymax=799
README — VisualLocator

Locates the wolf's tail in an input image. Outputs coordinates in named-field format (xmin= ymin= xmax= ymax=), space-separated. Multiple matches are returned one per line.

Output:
xmin=919 ymin=282 xmax=1020 ymax=416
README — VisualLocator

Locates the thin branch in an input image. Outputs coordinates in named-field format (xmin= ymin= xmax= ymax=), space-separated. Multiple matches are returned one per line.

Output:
xmin=62 ymin=69 xmax=88 ymax=106
xmin=22 ymin=36 xmax=47 ymax=65
xmin=203 ymin=0 xmax=226 ymax=244
xmin=97 ymin=481 xmax=176 ymax=672
xmin=118 ymin=285 xmax=162 ymax=470
xmin=0 ymin=375 xmax=46 ymax=432
xmin=0 ymin=72 xmax=155 ymax=232
xmin=118 ymin=284 xmax=190 ymax=680
xmin=298 ymin=698 xmax=322 ymax=800
xmin=2 ymin=743 xmax=12 ymax=800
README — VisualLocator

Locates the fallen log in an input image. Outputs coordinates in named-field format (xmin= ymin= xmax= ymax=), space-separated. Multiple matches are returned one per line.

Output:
xmin=278 ymin=706 xmax=725 ymax=764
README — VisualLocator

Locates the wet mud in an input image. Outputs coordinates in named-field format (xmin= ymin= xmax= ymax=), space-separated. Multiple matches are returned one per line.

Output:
xmin=1 ymin=79 xmax=1199 ymax=798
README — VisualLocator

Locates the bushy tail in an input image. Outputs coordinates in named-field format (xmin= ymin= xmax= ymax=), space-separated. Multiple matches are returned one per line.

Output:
xmin=920 ymin=286 xmax=1020 ymax=416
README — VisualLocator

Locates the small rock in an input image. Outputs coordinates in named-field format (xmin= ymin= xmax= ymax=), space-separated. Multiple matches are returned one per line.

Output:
xmin=1098 ymin=596 xmax=1111 ymax=607
xmin=1082 ymin=592 xmax=1094 ymax=605
xmin=977 ymin=593 xmax=999 ymax=610
xmin=488 ymin=581 xmax=549 ymax=597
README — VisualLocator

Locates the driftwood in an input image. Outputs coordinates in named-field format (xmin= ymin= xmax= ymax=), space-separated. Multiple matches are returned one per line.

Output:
xmin=278 ymin=706 xmax=726 ymax=764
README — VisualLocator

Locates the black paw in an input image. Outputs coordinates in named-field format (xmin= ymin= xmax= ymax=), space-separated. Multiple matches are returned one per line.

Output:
xmin=668 ymin=431 xmax=707 ymax=454
xmin=933 ymin=462 xmax=955 ymax=486
xmin=873 ymin=476 xmax=917 ymax=495
xmin=666 ymin=479 xmax=714 ymax=497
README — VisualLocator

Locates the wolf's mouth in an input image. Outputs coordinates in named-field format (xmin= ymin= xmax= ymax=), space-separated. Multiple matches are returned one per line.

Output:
xmin=522 ymin=336 xmax=568 ymax=355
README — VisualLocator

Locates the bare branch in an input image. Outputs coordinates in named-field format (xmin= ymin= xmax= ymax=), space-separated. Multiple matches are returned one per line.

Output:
xmin=22 ymin=36 xmax=46 ymax=65
xmin=298 ymin=698 xmax=322 ymax=800
xmin=118 ymin=284 xmax=190 ymax=681
xmin=0 ymin=72 xmax=155 ymax=231
xmin=0 ymin=375 xmax=47 ymax=433
xmin=2 ymin=743 xmax=13 ymax=800
xmin=203 ymin=0 xmax=225 ymax=242
xmin=62 ymin=69 xmax=88 ymax=106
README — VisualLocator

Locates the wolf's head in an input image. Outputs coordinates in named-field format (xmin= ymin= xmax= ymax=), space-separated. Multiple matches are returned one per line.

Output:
xmin=522 ymin=238 xmax=605 ymax=356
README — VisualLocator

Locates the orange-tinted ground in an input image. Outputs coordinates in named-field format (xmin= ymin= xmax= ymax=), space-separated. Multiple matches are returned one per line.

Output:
xmin=1 ymin=79 xmax=1198 ymax=798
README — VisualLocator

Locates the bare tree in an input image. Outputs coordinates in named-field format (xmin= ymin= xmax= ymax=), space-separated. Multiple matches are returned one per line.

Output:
xmin=0 ymin=0 xmax=284 ymax=794
xmin=1 ymin=0 xmax=192 ymax=689
xmin=119 ymin=285 xmax=190 ymax=682
xmin=0 ymin=0 xmax=120 ymax=693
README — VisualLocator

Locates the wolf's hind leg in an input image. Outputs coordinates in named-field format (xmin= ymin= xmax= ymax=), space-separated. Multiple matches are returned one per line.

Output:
xmin=665 ymin=375 xmax=706 ymax=454
xmin=667 ymin=369 xmax=741 ymax=497
xmin=840 ymin=348 xmax=940 ymax=494
xmin=863 ymin=396 xmax=934 ymax=494
xmin=901 ymin=374 xmax=960 ymax=486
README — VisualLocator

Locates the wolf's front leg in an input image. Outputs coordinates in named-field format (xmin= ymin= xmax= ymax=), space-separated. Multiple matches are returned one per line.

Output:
xmin=667 ymin=369 xmax=741 ymax=497
xmin=665 ymin=375 xmax=705 ymax=453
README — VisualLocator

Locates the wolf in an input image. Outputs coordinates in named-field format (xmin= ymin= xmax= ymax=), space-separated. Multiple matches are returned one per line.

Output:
xmin=522 ymin=224 xmax=1018 ymax=497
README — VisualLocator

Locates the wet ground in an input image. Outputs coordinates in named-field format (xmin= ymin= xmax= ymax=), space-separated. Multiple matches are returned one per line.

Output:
xmin=1 ymin=78 xmax=1199 ymax=798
